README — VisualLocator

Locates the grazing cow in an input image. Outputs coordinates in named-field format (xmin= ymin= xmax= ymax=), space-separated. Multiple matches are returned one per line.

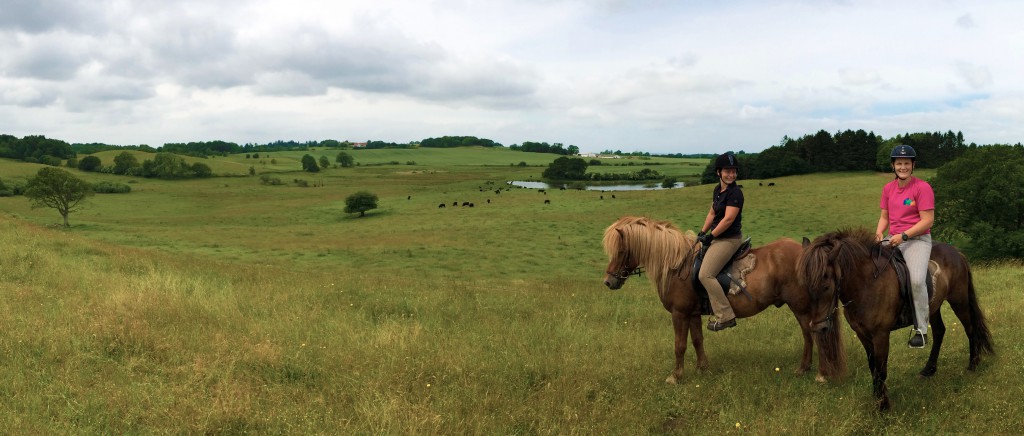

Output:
xmin=495 ymin=189 xmax=501 ymax=195
xmin=462 ymin=202 xmax=470 ymax=206
xmin=759 ymin=182 xmax=763 ymax=186
xmin=469 ymin=203 xmax=474 ymax=207
xmin=768 ymin=182 xmax=775 ymax=186
xmin=487 ymin=199 xmax=491 ymax=203
xmin=612 ymin=194 xmax=616 ymax=199
xmin=600 ymin=195 xmax=604 ymax=200
xmin=544 ymin=199 xmax=551 ymax=204
xmin=538 ymin=189 xmax=546 ymax=194
xmin=438 ymin=203 xmax=446 ymax=208
xmin=408 ymin=195 xmax=411 ymax=200
xmin=453 ymin=202 xmax=458 ymax=206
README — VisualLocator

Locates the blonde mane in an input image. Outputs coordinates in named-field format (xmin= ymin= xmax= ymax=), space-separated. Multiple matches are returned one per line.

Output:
xmin=603 ymin=216 xmax=696 ymax=295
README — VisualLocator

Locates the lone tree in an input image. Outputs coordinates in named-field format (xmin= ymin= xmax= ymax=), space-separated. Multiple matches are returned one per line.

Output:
xmin=301 ymin=154 xmax=320 ymax=172
xmin=24 ymin=167 xmax=93 ymax=227
xmin=344 ymin=191 xmax=378 ymax=217
xmin=336 ymin=151 xmax=355 ymax=167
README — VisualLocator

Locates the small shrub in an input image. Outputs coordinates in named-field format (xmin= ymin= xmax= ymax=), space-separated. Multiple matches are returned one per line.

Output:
xmin=92 ymin=181 xmax=132 ymax=193
xmin=259 ymin=175 xmax=284 ymax=185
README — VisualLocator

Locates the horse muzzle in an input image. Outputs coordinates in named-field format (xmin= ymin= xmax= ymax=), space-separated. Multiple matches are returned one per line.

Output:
xmin=809 ymin=318 xmax=833 ymax=333
xmin=603 ymin=275 xmax=624 ymax=290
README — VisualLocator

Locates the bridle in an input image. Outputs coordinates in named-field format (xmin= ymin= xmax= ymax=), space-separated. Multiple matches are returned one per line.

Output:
xmin=818 ymin=281 xmax=845 ymax=329
xmin=606 ymin=248 xmax=645 ymax=280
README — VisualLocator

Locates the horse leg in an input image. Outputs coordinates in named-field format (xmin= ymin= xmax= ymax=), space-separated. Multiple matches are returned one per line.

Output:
xmin=870 ymin=333 xmax=892 ymax=412
xmin=689 ymin=316 xmax=709 ymax=370
xmin=791 ymin=313 xmax=813 ymax=376
xmin=920 ymin=310 xmax=945 ymax=377
xmin=666 ymin=310 xmax=690 ymax=384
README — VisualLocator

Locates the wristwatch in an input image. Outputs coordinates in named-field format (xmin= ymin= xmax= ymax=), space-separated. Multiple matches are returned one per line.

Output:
xmin=901 ymin=232 xmax=909 ymax=242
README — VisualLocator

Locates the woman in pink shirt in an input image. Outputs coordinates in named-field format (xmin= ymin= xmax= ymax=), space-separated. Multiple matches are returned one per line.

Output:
xmin=875 ymin=144 xmax=934 ymax=348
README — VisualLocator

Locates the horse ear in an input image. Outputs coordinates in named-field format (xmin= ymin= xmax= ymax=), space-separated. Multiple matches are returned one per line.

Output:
xmin=802 ymin=237 xmax=811 ymax=248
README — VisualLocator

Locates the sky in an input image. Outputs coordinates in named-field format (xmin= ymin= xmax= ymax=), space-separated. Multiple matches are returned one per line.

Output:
xmin=1 ymin=0 xmax=1022 ymax=155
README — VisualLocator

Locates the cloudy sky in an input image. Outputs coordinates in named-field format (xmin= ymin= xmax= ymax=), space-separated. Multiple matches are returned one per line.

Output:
xmin=1 ymin=0 xmax=1021 ymax=154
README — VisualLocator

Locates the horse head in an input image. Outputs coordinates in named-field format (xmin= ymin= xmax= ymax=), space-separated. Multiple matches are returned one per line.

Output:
xmin=800 ymin=234 xmax=847 ymax=333
xmin=603 ymin=228 xmax=640 ymax=290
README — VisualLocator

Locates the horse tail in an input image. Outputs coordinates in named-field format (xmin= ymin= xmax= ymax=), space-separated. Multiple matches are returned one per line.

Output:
xmin=814 ymin=318 xmax=847 ymax=380
xmin=965 ymin=268 xmax=995 ymax=356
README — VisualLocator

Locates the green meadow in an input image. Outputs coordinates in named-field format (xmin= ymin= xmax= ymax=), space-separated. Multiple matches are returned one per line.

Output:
xmin=0 ymin=147 xmax=1020 ymax=434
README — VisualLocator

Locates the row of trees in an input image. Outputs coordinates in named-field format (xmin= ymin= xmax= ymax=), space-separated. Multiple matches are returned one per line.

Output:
xmin=700 ymin=129 xmax=972 ymax=183
xmin=420 ymin=136 xmax=502 ymax=148
xmin=73 ymin=152 xmax=212 ymax=178
xmin=509 ymin=141 xmax=579 ymax=156
xmin=0 ymin=134 xmax=75 ymax=162
xmin=541 ymin=156 xmax=662 ymax=181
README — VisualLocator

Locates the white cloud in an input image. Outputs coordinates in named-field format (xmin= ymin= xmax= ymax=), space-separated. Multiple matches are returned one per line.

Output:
xmin=0 ymin=0 xmax=1022 ymax=152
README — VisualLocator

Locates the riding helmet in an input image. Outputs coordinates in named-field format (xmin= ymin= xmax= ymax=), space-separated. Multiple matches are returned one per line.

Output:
xmin=714 ymin=152 xmax=740 ymax=170
xmin=890 ymin=144 xmax=916 ymax=162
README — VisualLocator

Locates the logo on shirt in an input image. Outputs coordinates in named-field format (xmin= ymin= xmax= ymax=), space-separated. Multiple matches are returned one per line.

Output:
xmin=903 ymin=198 xmax=915 ymax=206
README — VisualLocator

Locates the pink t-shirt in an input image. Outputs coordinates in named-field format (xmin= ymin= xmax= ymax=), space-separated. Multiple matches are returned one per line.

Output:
xmin=880 ymin=176 xmax=934 ymax=235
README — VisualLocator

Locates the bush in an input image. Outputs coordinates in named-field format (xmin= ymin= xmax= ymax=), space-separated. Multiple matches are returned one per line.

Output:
xmin=259 ymin=175 xmax=284 ymax=185
xmin=92 ymin=181 xmax=132 ymax=193
xmin=78 ymin=155 xmax=102 ymax=172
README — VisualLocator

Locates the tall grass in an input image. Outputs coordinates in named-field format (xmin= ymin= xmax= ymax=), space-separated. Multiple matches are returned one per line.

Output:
xmin=0 ymin=150 xmax=1020 ymax=433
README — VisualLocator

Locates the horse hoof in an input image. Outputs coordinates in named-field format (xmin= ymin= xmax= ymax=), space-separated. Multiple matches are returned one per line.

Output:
xmin=919 ymin=368 xmax=937 ymax=378
xmin=877 ymin=398 xmax=891 ymax=412
xmin=815 ymin=374 xmax=827 ymax=383
xmin=665 ymin=375 xmax=678 ymax=385
xmin=794 ymin=367 xmax=809 ymax=376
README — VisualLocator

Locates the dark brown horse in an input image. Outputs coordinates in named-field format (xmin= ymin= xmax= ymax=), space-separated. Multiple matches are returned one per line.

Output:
xmin=602 ymin=216 xmax=841 ymax=384
xmin=799 ymin=228 xmax=994 ymax=411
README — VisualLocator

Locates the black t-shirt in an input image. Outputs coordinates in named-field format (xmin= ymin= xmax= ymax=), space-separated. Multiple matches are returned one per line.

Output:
xmin=711 ymin=183 xmax=743 ymax=238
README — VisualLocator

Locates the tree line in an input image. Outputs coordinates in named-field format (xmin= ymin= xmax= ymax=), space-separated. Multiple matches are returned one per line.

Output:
xmin=700 ymin=129 xmax=974 ymax=183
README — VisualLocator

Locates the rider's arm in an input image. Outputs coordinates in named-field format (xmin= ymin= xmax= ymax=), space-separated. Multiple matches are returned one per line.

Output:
xmin=875 ymin=209 xmax=889 ymax=242
xmin=711 ymin=206 xmax=739 ymax=237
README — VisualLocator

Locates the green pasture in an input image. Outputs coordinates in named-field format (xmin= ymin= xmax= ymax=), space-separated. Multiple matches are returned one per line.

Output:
xmin=0 ymin=148 xmax=1020 ymax=434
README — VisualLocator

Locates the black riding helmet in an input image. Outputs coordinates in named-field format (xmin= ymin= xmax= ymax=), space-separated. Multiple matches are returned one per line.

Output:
xmin=890 ymin=144 xmax=916 ymax=162
xmin=714 ymin=152 xmax=740 ymax=171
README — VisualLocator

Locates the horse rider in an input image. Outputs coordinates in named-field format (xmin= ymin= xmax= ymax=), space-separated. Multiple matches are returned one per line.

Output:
xmin=698 ymin=152 xmax=745 ymax=331
xmin=875 ymin=144 xmax=934 ymax=348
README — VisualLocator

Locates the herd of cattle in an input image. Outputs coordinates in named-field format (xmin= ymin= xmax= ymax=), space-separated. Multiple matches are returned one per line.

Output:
xmin=427 ymin=180 xmax=778 ymax=208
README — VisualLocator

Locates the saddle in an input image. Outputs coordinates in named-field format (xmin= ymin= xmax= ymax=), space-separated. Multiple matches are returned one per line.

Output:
xmin=690 ymin=238 xmax=754 ymax=315
xmin=873 ymin=245 xmax=936 ymax=331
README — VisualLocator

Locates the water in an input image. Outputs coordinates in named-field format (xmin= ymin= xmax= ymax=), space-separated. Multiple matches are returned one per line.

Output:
xmin=507 ymin=180 xmax=685 ymax=191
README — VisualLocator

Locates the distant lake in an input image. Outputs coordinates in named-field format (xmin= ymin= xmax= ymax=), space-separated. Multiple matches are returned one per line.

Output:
xmin=507 ymin=181 xmax=685 ymax=191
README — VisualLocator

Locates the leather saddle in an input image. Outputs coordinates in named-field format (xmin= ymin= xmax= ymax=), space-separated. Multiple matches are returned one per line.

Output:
xmin=873 ymin=245 xmax=935 ymax=331
xmin=690 ymin=237 xmax=753 ymax=315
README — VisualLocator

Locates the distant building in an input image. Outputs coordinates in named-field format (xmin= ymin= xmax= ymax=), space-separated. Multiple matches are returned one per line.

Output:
xmin=351 ymin=142 xmax=367 ymax=148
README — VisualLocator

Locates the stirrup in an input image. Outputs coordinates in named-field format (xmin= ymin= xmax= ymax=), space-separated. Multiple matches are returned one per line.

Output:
xmin=908 ymin=329 xmax=927 ymax=348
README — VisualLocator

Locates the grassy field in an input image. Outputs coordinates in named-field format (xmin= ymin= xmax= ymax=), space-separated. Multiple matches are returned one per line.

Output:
xmin=0 ymin=148 xmax=1020 ymax=434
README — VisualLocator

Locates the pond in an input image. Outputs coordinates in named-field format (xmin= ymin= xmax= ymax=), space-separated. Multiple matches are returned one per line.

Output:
xmin=507 ymin=181 xmax=685 ymax=191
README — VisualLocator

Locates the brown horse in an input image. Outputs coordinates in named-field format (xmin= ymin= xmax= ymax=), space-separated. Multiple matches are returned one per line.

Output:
xmin=601 ymin=216 xmax=841 ymax=384
xmin=799 ymin=228 xmax=994 ymax=411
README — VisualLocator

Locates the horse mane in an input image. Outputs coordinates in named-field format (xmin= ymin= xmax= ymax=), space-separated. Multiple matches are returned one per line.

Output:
xmin=603 ymin=216 xmax=696 ymax=294
xmin=799 ymin=227 xmax=876 ymax=295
